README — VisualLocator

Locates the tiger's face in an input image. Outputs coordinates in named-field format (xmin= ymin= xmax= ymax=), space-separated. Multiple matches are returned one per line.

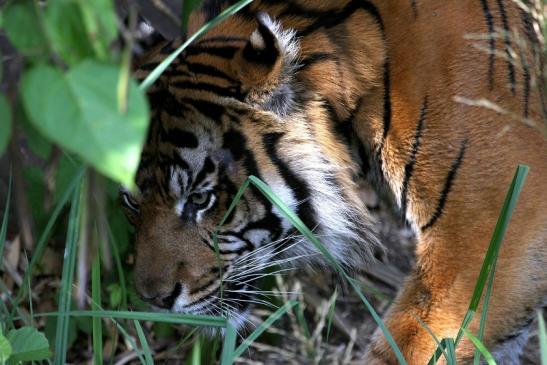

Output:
xmin=121 ymin=13 xmax=380 ymax=326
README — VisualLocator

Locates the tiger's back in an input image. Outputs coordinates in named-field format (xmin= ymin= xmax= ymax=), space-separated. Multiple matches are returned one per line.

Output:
xmin=129 ymin=0 xmax=547 ymax=363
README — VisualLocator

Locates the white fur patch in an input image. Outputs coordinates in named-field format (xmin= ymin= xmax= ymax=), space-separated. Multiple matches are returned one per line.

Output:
xmin=250 ymin=29 xmax=265 ymax=50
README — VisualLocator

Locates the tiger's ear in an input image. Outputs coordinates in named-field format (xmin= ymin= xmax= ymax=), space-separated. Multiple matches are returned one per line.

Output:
xmin=232 ymin=13 xmax=298 ymax=92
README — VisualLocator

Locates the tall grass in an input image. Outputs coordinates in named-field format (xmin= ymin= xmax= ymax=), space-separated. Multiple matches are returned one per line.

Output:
xmin=1 ymin=156 xmax=533 ymax=365
xmin=0 ymin=0 xmax=539 ymax=359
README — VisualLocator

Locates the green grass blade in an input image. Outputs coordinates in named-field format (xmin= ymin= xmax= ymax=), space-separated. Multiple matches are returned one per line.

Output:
xmin=413 ymin=314 xmax=450 ymax=364
xmin=232 ymin=300 xmax=299 ymax=359
xmin=0 ymin=279 xmax=28 ymax=328
xmin=294 ymin=302 xmax=311 ymax=340
xmin=220 ymin=322 xmax=237 ymax=365
xmin=91 ymin=256 xmax=103 ymax=365
xmin=15 ymin=166 xmax=85 ymax=307
xmin=107 ymin=227 xmax=128 ymax=309
xmin=213 ymin=179 xmax=251 ymax=310
xmin=139 ymin=0 xmax=253 ymax=91
xmin=0 ymin=170 xmax=11 ymax=270
xmin=29 ymin=310 xmax=227 ymax=327
xmin=444 ymin=338 xmax=457 ymax=365
xmin=539 ymin=310 xmax=547 ymax=365
xmin=53 ymin=179 xmax=82 ymax=365
xmin=464 ymin=329 xmax=497 ymax=365
xmin=326 ymin=289 xmax=337 ymax=341
xmin=428 ymin=165 xmax=529 ymax=365
xmin=190 ymin=337 xmax=201 ymax=365
xmin=467 ymin=165 xmax=528 ymax=312
xmin=473 ymin=255 xmax=497 ymax=365
xmin=246 ymin=176 xmax=408 ymax=365
xmin=134 ymin=320 xmax=154 ymax=365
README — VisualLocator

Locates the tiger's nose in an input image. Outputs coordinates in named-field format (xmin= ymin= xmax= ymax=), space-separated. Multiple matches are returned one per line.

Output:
xmin=138 ymin=281 xmax=182 ymax=309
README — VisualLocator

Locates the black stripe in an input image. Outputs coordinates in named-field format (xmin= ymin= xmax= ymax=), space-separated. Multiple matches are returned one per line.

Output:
xmin=381 ymin=61 xmax=392 ymax=143
xmin=184 ymin=45 xmax=239 ymax=59
xmin=480 ymin=0 xmax=496 ymax=90
xmin=202 ymin=0 xmax=224 ymax=21
xmin=185 ymin=62 xmax=238 ymax=83
xmin=139 ymin=62 xmax=160 ymax=71
xmin=221 ymin=127 xmax=280 ymax=224
xmin=520 ymin=6 xmax=546 ymax=117
xmin=170 ymin=80 xmax=243 ymax=99
xmin=195 ymin=36 xmax=247 ymax=45
xmin=410 ymin=0 xmax=418 ymax=18
xmin=516 ymin=42 xmax=531 ymax=118
xmin=495 ymin=0 xmax=516 ymax=94
xmin=191 ymin=157 xmax=216 ymax=191
xmin=189 ymin=278 xmax=219 ymax=296
xmin=150 ymin=89 xmax=192 ymax=118
xmin=273 ymin=0 xmax=335 ymax=19
xmin=217 ymin=232 xmax=255 ymax=251
xmin=262 ymin=133 xmax=317 ymax=230
xmin=520 ymin=6 xmax=539 ymax=57
xmin=422 ymin=138 xmax=468 ymax=230
xmin=298 ymin=0 xmax=384 ymax=37
xmin=300 ymin=52 xmax=338 ymax=71
xmin=179 ymin=97 xmax=226 ymax=121
xmin=170 ymin=153 xmax=190 ymax=170
xmin=160 ymin=128 xmax=199 ymax=148
xmin=401 ymin=97 xmax=428 ymax=217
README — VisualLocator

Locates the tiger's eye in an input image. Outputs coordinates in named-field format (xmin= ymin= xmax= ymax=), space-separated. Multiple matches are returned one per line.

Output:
xmin=190 ymin=192 xmax=209 ymax=206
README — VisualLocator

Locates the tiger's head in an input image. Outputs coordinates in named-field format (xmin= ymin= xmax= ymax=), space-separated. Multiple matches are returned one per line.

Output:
xmin=121 ymin=13 xmax=381 ymax=326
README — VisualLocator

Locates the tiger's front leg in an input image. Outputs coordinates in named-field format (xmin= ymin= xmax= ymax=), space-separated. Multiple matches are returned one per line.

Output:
xmin=363 ymin=215 xmax=545 ymax=365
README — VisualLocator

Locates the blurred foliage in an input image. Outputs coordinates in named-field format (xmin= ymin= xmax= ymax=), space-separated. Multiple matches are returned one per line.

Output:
xmin=2 ymin=0 xmax=149 ymax=187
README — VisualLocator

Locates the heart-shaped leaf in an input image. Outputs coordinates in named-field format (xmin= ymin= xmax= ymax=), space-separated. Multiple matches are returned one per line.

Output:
xmin=2 ymin=0 xmax=49 ymax=58
xmin=44 ymin=0 xmax=96 ymax=65
xmin=21 ymin=61 xmax=149 ymax=187
xmin=0 ymin=332 xmax=12 ymax=363
xmin=6 ymin=327 xmax=50 ymax=363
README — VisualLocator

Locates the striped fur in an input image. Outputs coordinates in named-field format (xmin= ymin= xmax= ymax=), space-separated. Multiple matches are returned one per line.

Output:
xmin=121 ymin=1 xmax=547 ymax=363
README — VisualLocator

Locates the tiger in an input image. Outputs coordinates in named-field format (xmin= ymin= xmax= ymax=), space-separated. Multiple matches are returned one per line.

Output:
xmin=120 ymin=0 xmax=547 ymax=363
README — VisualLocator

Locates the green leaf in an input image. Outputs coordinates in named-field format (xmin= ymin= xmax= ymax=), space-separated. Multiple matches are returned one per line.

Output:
xmin=77 ymin=0 xmax=118 ymax=60
xmin=6 ymin=327 xmax=50 ymax=363
xmin=44 ymin=0 xmax=96 ymax=65
xmin=43 ymin=316 xmax=78 ymax=355
xmin=0 ymin=90 xmax=11 ymax=157
xmin=3 ymin=0 xmax=48 ymax=57
xmin=108 ymin=283 xmax=123 ymax=308
xmin=21 ymin=62 xmax=149 ymax=187
xmin=0 ymin=332 xmax=12 ymax=364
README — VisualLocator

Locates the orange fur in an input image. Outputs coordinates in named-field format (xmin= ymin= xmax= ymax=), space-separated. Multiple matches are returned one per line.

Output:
xmin=126 ymin=0 xmax=546 ymax=363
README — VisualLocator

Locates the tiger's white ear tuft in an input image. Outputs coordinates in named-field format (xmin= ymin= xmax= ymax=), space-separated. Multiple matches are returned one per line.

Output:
xmin=232 ymin=13 xmax=299 ymax=114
